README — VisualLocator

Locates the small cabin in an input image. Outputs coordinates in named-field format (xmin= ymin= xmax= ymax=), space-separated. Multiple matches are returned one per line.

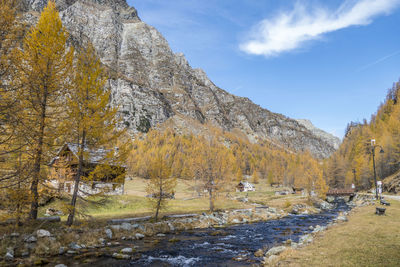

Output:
xmin=236 ymin=181 xmax=255 ymax=192
xmin=48 ymin=143 xmax=126 ymax=196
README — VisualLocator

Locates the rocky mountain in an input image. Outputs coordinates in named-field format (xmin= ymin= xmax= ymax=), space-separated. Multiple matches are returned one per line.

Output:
xmin=296 ymin=119 xmax=341 ymax=150
xmin=21 ymin=0 xmax=339 ymax=158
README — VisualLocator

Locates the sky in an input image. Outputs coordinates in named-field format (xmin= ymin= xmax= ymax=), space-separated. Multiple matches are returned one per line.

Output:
xmin=128 ymin=0 xmax=400 ymax=139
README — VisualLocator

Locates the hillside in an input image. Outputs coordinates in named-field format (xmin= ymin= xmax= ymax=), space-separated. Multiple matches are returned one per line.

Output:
xmin=21 ymin=0 xmax=338 ymax=158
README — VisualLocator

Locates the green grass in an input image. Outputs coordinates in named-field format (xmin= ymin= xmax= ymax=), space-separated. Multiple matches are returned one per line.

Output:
xmin=279 ymin=200 xmax=400 ymax=266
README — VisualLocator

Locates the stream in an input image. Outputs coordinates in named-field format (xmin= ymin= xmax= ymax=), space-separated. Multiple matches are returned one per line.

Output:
xmin=64 ymin=201 xmax=350 ymax=267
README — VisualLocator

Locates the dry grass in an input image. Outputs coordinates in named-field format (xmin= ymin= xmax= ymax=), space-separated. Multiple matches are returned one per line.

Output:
xmin=278 ymin=200 xmax=400 ymax=267
xmin=38 ymin=177 xmax=296 ymax=221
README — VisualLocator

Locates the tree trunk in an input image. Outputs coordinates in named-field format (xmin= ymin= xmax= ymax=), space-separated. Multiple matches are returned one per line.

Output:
xmin=66 ymin=131 xmax=86 ymax=226
xmin=155 ymin=184 xmax=162 ymax=222
xmin=209 ymin=188 xmax=214 ymax=212
xmin=29 ymin=92 xmax=47 ymax=220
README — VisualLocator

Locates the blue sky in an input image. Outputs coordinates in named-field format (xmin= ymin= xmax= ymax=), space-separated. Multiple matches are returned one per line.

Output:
xmin=128 ymin=0 xmax=400 ymax=138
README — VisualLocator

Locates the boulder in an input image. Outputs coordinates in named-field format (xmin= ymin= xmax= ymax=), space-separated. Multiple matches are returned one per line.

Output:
xmin=121 ymin=223 xmax=132 ymax=231
xmin=336 ymin=215 xmax=348 ymax=222
xmin=110 ymin=225 xmax=121 ymax=231
xmin=25 ymin=235 xmax=37 ymax=243
xmin=135 ymin=233 xmax=145 ymax=240
xmin=105 ymin=229 xmax=113 ymax=239
xmin=265 ymin=246 xmax=286 ymax=257
xmin=120 ymin=247 xmax=133 ymax=254
xmin=36 ymin=229 xmax=51 ymax=238
xmin=69 ymin=242 xmax=81 ymax=250
xmin=299 ymin=234 xmax=313 ymax=244
xmin=10 ymin=232 xmax=20 ymax=238
xmin=112 ymin=253 xmax=130 ymax=260
xmin=59 ymin=247 xmax=66 ymax=255
xmin=4 ymin=247 xmax=14 ymax=261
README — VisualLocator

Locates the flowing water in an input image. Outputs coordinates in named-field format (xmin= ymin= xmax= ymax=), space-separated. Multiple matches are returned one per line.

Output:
xmin=65 ymin=201 xmax=350 ymax=267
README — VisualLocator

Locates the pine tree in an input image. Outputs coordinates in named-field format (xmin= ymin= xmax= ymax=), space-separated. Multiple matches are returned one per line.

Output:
xmin=13 ymin=1 xmax=73 ymax=219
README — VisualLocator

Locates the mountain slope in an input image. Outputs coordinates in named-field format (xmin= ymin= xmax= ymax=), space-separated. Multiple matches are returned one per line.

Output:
xmin=22 ymin=0 xmax=338 ymax=158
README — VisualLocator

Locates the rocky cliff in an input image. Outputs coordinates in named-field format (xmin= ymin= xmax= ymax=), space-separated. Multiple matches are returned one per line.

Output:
xmin=22 ymin=0 xmax=339 ymax=158
xmin=296 ymin=119 xmax=341 ymax=150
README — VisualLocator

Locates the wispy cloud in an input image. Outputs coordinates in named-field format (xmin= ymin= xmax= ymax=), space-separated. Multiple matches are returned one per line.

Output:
xmin=240 ymin=0 xmax=400 ymax=57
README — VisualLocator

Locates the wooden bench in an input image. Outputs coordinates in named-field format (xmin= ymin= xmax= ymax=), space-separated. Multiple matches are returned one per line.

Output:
xmin=376 ymin=207 xmax=386 ymax=215
xmin=380 ymin=199 xmax=391 ymax=206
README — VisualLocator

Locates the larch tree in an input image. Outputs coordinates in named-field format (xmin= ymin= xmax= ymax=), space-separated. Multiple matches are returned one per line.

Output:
xmin=14 ymin=1 xmax=73 ymax=219
xmin=64 ymin=43 xmax=124 ymax=226
xmin=191 ymin=136 xmax=234 ymax=212
xmin=145 ymin=130 xmax=177 ymax=221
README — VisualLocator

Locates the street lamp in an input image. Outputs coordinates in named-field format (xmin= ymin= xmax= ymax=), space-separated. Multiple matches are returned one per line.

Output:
xmin=370 ymin=139 xmax=384 ymax=199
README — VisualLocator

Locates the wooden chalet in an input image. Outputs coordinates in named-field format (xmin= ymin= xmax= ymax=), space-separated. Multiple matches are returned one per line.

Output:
xmin=48 ymin=143 xmax=126 ymax=196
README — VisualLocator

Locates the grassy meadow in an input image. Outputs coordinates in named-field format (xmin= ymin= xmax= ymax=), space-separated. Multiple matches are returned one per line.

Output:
xmin=38 ymin=178 xmax=305 ymax=221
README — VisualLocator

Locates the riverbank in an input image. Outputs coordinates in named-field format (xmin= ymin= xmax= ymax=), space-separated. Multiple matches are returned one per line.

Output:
xmin=0 ymin=196 xmax=322 ymax=266
xmin=271 ymin=198 xmax=400 ymax=266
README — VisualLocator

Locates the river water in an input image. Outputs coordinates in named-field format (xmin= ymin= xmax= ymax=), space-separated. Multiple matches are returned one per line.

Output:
xmin=69 ymin=201 xmax=350 ymax=267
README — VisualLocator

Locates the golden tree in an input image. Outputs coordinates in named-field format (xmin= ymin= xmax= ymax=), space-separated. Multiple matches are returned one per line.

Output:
xmin=13 ymin=1 xmax=73 ymax=219
xmin=64 ymin=43 xmax=124 ymax=226
xmin=191 ymin=136 xmax=234 ymax=212
xmin=145 ymin=131 xmax=177 ymax=221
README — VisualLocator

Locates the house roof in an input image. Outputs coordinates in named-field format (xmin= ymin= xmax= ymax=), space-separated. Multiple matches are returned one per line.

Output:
xmin=65 ymin=143 xmax=109 ymax=164
xmin=238 ymin=181 xmax=254 ymax=187
xmin=50 ymin=143 xmax=112 ymax=166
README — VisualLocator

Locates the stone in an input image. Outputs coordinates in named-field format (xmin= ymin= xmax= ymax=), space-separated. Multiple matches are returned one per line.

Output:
xmin=105 ymin=229 xmax=113 ymax=239
xmin=67 ymin=250 xmax=77 ymax=254
xmin=98 ymin=238 xmax=106 ymax=244
xmin=156 ymin=233 xmax=166 ymax=237
xmin=4 ymin=247 xmax=14 ymax=261
xmin=10 ymin=232 xmax=20 ymax=238
xmin=21 ymin=250 xmax=30 ymax=257
xmin=120 ymin=247 xmax=133 ymax=254
xmin=265 ymin=246 xmax=286 ymax=257
xmin=112 ymin=253 xmax=130 ymax=260
xmin=135 ymin=233 xmax=145 ymax=240
xmin=121 ymin=223 xmax=132 ymax=231
xmin=110 ymin=225 xmax=121 ymax=231
xmin=267 ymin=207 xmax=277 ymax=213
xmin=25 ymin=235 xmax=37 ymax=243
xmin=69 ymin=242 xmax=82 ymax=250
xmin=231 ymin=219 xmax=240 ymax=224
xmin=59 ymin=247 xmax=66 ymax=255
xmin=313 ymin=225 xmax=326 ymax=233
xmin=336 ymin=215 xmax=348 ymax=222
xmin=55 ymin=265 xmax=68 ymax=267
xmin=36 ymin=229 xmax=51 ymax=238
xmin=299 ymin=234 xmax=313 ymax=244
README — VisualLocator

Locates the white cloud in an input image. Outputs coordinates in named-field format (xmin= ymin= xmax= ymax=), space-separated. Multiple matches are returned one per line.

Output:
xmin=240 ymin=0 xmax=400 ymax=57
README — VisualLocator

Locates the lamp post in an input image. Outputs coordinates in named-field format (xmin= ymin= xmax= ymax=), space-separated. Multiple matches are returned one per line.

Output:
xmin=370 ymin=139 xmax=384 ymax=199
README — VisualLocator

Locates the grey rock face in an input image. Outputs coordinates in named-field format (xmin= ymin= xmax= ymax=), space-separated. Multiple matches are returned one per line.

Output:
xmin=296 ymin=119 xmax=341 ymax=150
xmin=21 ymin=0 xmax=337 ymax=158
